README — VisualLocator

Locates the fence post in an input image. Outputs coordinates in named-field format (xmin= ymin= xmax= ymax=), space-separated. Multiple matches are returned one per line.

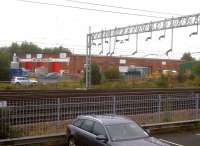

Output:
xmin=113 ymin=96 xmax=116 ymax=115
xmin=57 ymin=98 xmax=61 ymax=121
xmin=158 ymin=95 xmax=161 ymax=123
xmin=196 ymin=94 xmax=199 ymax=120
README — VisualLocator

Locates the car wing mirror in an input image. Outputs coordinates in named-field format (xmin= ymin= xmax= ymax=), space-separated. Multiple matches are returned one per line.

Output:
xmin=96 ymin=135 xmax=108 ymax=142
xmin=145 ymin=128 xmax=151 ymax=135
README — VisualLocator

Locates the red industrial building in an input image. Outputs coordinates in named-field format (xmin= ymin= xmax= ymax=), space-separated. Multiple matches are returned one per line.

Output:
xmin=18 ymin=52 xmax=183 ymax=79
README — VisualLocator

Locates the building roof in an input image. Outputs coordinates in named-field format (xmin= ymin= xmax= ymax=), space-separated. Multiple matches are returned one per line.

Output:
xmin=73 ymin=54 xmax=183 ymax=62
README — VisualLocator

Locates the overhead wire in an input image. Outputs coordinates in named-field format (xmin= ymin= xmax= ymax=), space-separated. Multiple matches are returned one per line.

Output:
xmin=16 ymin=0 xmax=165 ymax=18
xmin=64 ymin=0 xmax=182 ymax=16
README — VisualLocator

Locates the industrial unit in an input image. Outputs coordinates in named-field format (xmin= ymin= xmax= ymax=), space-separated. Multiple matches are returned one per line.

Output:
xmin=14 ymin=52 xmax=183 ymax=79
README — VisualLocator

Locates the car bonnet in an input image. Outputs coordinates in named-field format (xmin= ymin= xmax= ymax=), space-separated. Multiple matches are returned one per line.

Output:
xmin=109 ymin=137 xmax=169 ymax=146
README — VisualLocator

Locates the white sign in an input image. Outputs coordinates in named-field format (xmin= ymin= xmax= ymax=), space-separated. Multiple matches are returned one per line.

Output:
xmin=60 ymin=53 xmax=67 ymax=58
xmin=0 ymin=101 xmax=7 ymax=108
xmin=162 ymin=61 xmax=167 ymax=65
xmin=19 ymin=57 xmax=70 ymax=63
xmin=120 ymin=59 xmax=127 ymax=64
xmin=37 ymin=54 xmax=43 ymax=59
xmin=119 ymin=66 xmax=128 ymax=73
xmin=26 ymin=54 xmax=31 ymax=59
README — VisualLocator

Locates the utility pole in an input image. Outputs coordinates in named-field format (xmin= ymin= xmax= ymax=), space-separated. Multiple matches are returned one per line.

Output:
xmin=86 ymin=27 xmax=92 ymax=89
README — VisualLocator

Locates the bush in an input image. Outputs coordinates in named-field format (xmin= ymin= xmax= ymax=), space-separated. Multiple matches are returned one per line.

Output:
xmin=155 ymin=75 xmax=169 ymax=88
xmin=192 ymin=62 xmax=200 ymax=77
xmin=184 ymin=77 xmax=200 ymax=87
xmin=0 ymin=108 xmax=22 ymax=138
xmin=82 ymin=64 xmax=102 ymax=85
xmin=104 ymin=67 xmax=121 ymax=81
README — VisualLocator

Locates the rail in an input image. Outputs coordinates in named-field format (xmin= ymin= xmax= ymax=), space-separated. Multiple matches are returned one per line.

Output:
xmin=0 ymin=88 xmax=200 ymax=99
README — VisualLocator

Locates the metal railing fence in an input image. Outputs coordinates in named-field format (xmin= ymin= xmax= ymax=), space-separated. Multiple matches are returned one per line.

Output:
xmin=0 ymin=93 xmax=199 ymax=139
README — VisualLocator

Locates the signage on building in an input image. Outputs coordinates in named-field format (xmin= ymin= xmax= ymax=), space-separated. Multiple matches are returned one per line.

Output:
xmin=26 ymin=54 xmax=31 ymax=59
xmin=60 ymin=53 xmax=67 ymax=58
xmin=119 ymin=66 xmax=128 ymax=73
xmin=162 ymin=61 xmax=167 ymax=65
xmin=11 ymin=62 xmax=19 ymax=69
xmin=36 ymin=54 xmax=43 ymax=59
xmin=19 ymin=57 xmax=70 ymax=63
xmin=120 ymin=59 xmax=127 ymax=64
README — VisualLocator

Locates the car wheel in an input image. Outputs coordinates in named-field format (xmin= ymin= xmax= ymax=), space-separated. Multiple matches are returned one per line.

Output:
xmin=68 ymin=137 xmax=76 ymax=146
xmin=32 ymin=83 xmax=37 ymax=86
xmin=16 ymin=82 xmax=20 ymax=85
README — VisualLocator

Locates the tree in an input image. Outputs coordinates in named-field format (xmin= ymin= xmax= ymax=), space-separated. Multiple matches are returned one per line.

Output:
xmin=0 ymin=51 xmax=10 ymax=81
xmin=192 ymin=62 xmax=200 ymax=76
xmin=9 ymin=42 xmax=72 ymax=55
xmin=82 ymin=64 xmax=101 ymax=85
xmin=104 ymin=67 xmax=121 ymax=81
xmin=181 ymin=52 xmax=195 ymax=62
xmin=43 ymin=46 xmax=72 ymax=54
xmin=91 ymin=64 xmax=101 ymax=85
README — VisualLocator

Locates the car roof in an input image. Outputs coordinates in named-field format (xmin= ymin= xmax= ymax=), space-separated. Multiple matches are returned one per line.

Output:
xmin=77 ymin=115 xmax=133 ymax=125
xmin=15 ymin=76 xmax=27 ymax=79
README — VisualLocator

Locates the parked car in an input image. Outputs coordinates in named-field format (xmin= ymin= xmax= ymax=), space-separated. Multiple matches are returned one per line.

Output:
xmin=11 ymin=76 xmax=38 ymax=85
xmin=66 ymin=115 xmax=169 ymax=146
xmin=46 ymin=72 xmax=61 ymax=79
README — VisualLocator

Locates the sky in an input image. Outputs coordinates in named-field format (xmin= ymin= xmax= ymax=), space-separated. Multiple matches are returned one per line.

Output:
xmin=0 ymin=0 xmax=200 ymax=59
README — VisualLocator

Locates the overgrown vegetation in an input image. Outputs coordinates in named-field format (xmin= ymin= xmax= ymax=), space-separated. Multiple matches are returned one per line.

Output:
xmin=0 ymin=51 xmax=10 ymax=81
xmin=0 ymin=108 xmax=22 ymax=138
xmin=104 ymin=67 xmax=121 ymax=81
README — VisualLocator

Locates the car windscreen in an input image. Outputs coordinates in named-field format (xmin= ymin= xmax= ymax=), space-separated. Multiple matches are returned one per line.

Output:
xmin=106 ymin=122 xmax=148 ymax=141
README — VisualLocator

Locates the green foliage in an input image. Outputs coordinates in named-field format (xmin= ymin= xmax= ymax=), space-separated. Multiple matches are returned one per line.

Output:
xmin=184 ymin=77 xmax=200 ymax=87
xmin=192 ymin=62 xmax=200 ymax=76
xmin=0 ymin=83 xmax=16 ymax=90
xmin=0 ymin=52 xmax=10 ymax=81
xmin=0 ymin=108 xmax=22 ymax=138
xmin=104 ymin=67 xmax=121 ymax=81
xmin=43 ymin=46 xmax=71 ymax=54
xmin=155 ymin=75 xmax=169 ymax=88
xmin=181 ymin=52 xmax=195 ymax=62
xmin=91 ymin=64 xmax=101 ymax=85
xmin=9 ymin=42 xmax=41 ymax=54
xmin=82 ymin=64 xmax=102 ymax=85
xmin=2 ymin=42 xmax=72 ymax=55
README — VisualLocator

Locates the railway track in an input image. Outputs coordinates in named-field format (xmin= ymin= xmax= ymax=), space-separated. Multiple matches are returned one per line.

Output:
xmin=0 ymin=88 xmax=200 ymax=99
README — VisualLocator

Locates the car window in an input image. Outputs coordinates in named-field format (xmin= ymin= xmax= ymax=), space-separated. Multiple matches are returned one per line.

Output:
xmin=92 ymin=122 xmax=107 ymax=137
xmin=106 ymin=122 xmax=148 ymax=141
xmin=19 ymin=78 xmax=24 ymax=80
xmin=20 ymin=77 xmax=27 ymax=80
xmin=80 ymin=119 xmax=94 ymax=133
xmin=73 ymin=119 xmax=84 ymax=128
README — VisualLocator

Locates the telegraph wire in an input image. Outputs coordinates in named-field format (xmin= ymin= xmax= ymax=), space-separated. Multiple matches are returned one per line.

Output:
xmin=16 ymin=0 xmax=165 ymax=18
xmin=64 ymin=0 xmax=181 ymax=16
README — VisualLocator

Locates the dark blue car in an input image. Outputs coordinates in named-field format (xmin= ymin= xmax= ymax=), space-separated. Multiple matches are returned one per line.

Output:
xmin=66 ymin=115 xmax=170 ymax=146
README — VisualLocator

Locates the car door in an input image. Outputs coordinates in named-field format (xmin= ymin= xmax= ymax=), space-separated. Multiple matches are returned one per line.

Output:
xmin=78 ymin=119 xmax=95 ymax=146
xmin=70 ymin=119 xmax=85 ymax=146
xmin=20 ymin=77 xmax=27 ymax=84
xmin=90 ymin=122 xmax=109 ymax=146
xmin=22 ymin=77 xmax=29 ymax=85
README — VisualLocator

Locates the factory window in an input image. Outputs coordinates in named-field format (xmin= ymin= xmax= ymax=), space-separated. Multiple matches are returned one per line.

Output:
xmin=26 ymin=54 xmax=31 ymax=59
xmin=60 ymin=53 xmax=67 ymax=58
xmin=37 ymin=54 xmax=43 ymax=59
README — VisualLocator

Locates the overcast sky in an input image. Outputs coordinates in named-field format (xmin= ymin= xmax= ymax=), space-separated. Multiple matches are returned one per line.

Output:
xmin=0 ymin=0 xmax=200 ymax=59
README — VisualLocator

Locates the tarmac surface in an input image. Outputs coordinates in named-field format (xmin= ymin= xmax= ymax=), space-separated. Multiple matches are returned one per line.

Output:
xmin=30 ymin=130 xmax=200 ymax=146
xmin=155 ymin=130 xmax=200 ymax=146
